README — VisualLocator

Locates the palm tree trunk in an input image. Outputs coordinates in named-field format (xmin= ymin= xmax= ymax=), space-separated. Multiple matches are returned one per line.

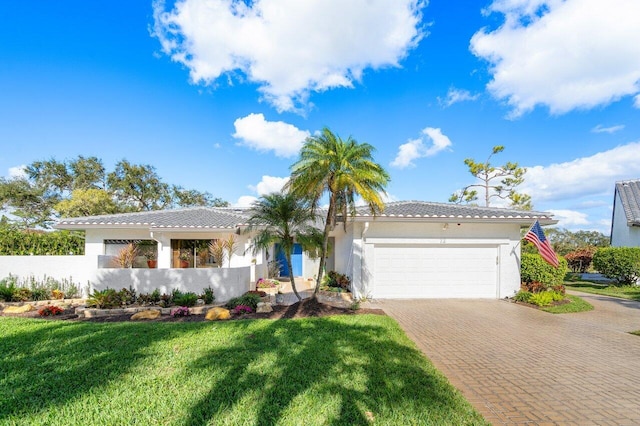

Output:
xmin=314 ymin=194 xmax=335 ymax=297
xmin=286 ymin=255 xmax=302 ymax=301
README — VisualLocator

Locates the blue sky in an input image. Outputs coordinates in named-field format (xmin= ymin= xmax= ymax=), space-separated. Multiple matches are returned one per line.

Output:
xmin=1 ymin=0 xmax=639 ymax=233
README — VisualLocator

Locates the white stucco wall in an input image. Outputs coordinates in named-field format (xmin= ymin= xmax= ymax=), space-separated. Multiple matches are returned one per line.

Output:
xmin=0 ymin=254 xmax=252 ymax=302
xmin=0 ymin=255 xmax=94 ymax=295
xmin=611 ymin=193 xmax=640 ymax=247
xmin=332 ymin=220 xmax=522 ymax=300
xmin=92 ymin=267 xmax=251 ymax=302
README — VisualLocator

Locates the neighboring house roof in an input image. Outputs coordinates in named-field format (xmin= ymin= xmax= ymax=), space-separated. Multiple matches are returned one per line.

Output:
xmin=56 ymin=207 xmax=252 ymax=230
xmin=353 ymin=201 xmax=556 ymax=225
xmin=615 ymin=179 xmax=640 ymax=226
xmin=57 ymin=201 xmax=556 ymax=230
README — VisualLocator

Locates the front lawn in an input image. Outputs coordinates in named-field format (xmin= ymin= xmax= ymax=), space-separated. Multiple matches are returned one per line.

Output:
xmin=540 ymin=295 xmax=594 ymax=314
xmin=0 ymin=315 xmax=486 ymax=425
xmin=566 ymin=282 xmax=640 ymax=302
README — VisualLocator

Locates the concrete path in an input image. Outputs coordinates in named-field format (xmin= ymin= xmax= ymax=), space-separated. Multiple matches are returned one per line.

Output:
xmin=372 ymin=292 xmax=640 ymax=425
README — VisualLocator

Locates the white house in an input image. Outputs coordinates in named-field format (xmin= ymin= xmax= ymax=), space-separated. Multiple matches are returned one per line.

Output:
xmin=610 ymin=179 xmax=640 ymax=247
xmin=0 ymin=201 xmax=556 ymax=301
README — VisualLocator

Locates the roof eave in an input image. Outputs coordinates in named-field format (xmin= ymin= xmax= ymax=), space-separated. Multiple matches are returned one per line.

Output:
xmin=349 ymin=215 xmax=557 ymax=226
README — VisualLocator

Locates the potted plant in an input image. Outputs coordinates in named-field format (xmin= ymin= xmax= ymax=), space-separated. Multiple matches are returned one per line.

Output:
xmin=145 ymin=250 xmax=157 ymax=268
xmin=179 ymin=250 xmax=192 ymax=268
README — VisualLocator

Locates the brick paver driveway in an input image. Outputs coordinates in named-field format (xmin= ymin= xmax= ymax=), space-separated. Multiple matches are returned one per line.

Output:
xmin=373 ymin=292 xmax=640 ymax=425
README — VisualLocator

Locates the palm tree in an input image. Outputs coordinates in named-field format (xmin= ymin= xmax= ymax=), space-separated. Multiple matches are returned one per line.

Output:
xmin=245 ymin=192 xmax=322 ymax=302
xmin=287 ymin=127 xmax=390 ymax=295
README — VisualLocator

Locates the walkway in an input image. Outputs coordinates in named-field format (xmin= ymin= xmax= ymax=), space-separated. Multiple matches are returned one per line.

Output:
xmin=373 ymin=292 xmax=640 ymax=425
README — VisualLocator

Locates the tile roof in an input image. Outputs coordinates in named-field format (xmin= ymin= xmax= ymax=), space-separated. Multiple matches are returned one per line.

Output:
xmin=616 ymin=179 xmax=640 ymax=225
xmin=56 ymin=207 xmax=252 ymax=230
xmin=354 ymin=201 xmax=556 ymax=223
xmin=56 ymin=201 xmax=557 ymax=230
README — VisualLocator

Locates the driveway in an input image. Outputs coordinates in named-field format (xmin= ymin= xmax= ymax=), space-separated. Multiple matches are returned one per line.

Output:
xmin=372 ymin=292 xmax=640 ymax=425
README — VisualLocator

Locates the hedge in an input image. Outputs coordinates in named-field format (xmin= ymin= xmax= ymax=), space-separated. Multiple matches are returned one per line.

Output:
xmin=0 ymin=229 xmax=84 ymax=255
xmin=592 ymin=247 xmax=640 ymax=285
xmin=521 ymin=253 xmax=567 ymax=286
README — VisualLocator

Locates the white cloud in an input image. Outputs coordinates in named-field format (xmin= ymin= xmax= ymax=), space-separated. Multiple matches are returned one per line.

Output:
xmin=8 ymin=165 xmax=26 ymax=179
xmin=249 ymin=175 xmax=290 ymax=196
xmin=471 ymin=0 xmax=640 ymax=117
xmin=440 ymin=87 xmax=479 ymax=107
xmin=232 ymin=113 xmax=309 ymax=158
xmin=234 ymin=175 xmax=290 ymax=207
xmin=591 ymin=124 xmax=624 ymax=134
xmin=634 ymin=94 xmax=640 ymax=108
xmin=548 ymin=209 xmax=589 ymax=227
xmin=233 ymin=195 xmax=258 ymax=208
xmin=152 ymin=0 xmax=425 ymax=112
xmin=391 ymin=127 xmax=452 ymax=168
xmin=520 ymin=141 xmax=640 ymax=202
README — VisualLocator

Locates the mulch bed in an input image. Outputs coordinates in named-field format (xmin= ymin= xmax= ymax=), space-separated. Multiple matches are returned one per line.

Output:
xmin=2 ymin=298 xmax=385 ymax=322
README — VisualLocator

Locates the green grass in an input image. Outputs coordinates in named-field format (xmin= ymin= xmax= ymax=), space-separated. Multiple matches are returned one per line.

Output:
xmin=565 ymin=281 xmax=640 ymax=301
xmin=540 ymin=295 xmax=594 ymax=314
xmin=0 ymin=315 xmax=487 ymax=425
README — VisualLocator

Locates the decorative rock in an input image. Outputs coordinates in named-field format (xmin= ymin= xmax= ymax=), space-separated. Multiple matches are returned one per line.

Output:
xmin=256 ymin=302 xmax=273 ymax=313
xmin=205 ymin=307 xmax=230 ymax=321
xmin=196 ymin=298 xmax=205 ymax=306
xmin=3 ymin=304 xmax=34 ymax=314
xmin=131 ymin=310 xmax=161 ymax=320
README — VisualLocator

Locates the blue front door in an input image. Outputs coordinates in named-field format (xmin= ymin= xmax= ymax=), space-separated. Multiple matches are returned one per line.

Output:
xmin=275 ymin=244 xmax=303 ymax=277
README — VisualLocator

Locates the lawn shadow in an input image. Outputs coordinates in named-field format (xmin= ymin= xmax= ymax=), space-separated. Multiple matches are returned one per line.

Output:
xmin=182 ymin=315 xmax=482 ymax=425
xmin=0 ymin=318 xmax=181 ymax=421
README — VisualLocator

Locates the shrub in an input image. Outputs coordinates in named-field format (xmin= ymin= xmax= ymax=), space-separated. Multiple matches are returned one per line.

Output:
xmin=246 ymin=290 xmax=267 ymax=297
xmin=87 ymin=288 xmax=122 ymax=309
xmin=38 ymin=305 xmax=64 ymax=316
xmin=232 ymin=305 xmax=253 ymax=315
xmin=226 ymin=293 xmax=262 ymax=310
xmin=119 ymin=287 xmax=137 ymax=305
xmin=256 ymin=278 xmax=279 ymax=289
xmin=201 ymin=286 xmax=216 ymax=304
xmin=528 ymin=291 xmax=555 ymax=307
xmin=173 ymin=292 xmax=198 ymax=307
xmin=170 ymin=306 xmax=190 ymax=317
xmin=322 ymin=271 xmax=351 ymax=291
xmin=592 ymin=247 xmax=640 ymax=285
xmin=514 ymin=290 xmax=532 ymax=303
xmin=522 ymin=281 xmax=546 ymax=293
xmin=51 ymin=289 xmax=65 ymax=300
xmin=0 ymin=228 xmax=84 ymax=255
xmin=0 ymin=280 xmax=16 ymax=301
xmin=13 ymin=288 xmax=33 ymax=302
xmin=565 ymin=247 xmax=597 ymax=273
xmin=521 ymin=253 xmax=567 ymax=287
xmin=150 ymin=289 xmax=161 ymax=304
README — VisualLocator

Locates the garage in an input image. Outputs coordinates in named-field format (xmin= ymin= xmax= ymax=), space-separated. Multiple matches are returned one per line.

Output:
xmin=373 ymin=244 xmax=498 ymax=298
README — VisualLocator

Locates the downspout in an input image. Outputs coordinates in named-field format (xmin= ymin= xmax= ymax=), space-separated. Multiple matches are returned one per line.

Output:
xmin=360 ymin=222 xmax=370 ymax=299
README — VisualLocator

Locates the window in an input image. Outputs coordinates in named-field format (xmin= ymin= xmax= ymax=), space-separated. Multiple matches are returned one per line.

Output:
xmin=171 ymin=239 xmax=218 ymax=268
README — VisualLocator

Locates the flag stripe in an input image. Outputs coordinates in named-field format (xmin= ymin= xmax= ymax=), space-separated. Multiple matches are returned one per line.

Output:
xmin=524 ymin=220 xmax=560 ymax=268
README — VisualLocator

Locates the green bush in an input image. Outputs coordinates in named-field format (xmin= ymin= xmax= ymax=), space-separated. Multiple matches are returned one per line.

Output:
xmin=514 ymin=290 xmax=532 ymax=303
xmin=226 ymin=293 xmax=262 ymax=310
xmin=87 ymin=289 xmax=122 ymax=309
xmin=173 ymin=291 xmax=199 ymax=307
xmin=528 ymin=291 xmax=554 ymax=307
xmin=0 ymin=229 xmax=84 ymax=255
xmin=592 ymin=247 xmax=640 ymax=285
xmin=201 ymin=286 xmax=215 ymax=304
xmin=521 ymin=253 xmax=567 ymax=286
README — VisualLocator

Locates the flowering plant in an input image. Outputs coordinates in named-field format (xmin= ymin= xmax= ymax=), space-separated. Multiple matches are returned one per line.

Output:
xmin=170 ymin=306 xmax=190 ymax=317
xmin=256 ymin=278 xmax=279 ymax=289
xmin=38 ymin=305 xmax=64 ymax=316
xmin=232 ymin=304 xmax=253 ymax=315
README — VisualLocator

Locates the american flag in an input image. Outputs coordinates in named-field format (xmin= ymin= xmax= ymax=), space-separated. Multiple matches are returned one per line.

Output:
xmin=524 ymin=220 xmax=560 ymax=268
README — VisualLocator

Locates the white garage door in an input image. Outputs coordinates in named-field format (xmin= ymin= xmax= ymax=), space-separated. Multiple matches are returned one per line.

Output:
xmin=373 ymin=244 xmax=498 ymax=298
